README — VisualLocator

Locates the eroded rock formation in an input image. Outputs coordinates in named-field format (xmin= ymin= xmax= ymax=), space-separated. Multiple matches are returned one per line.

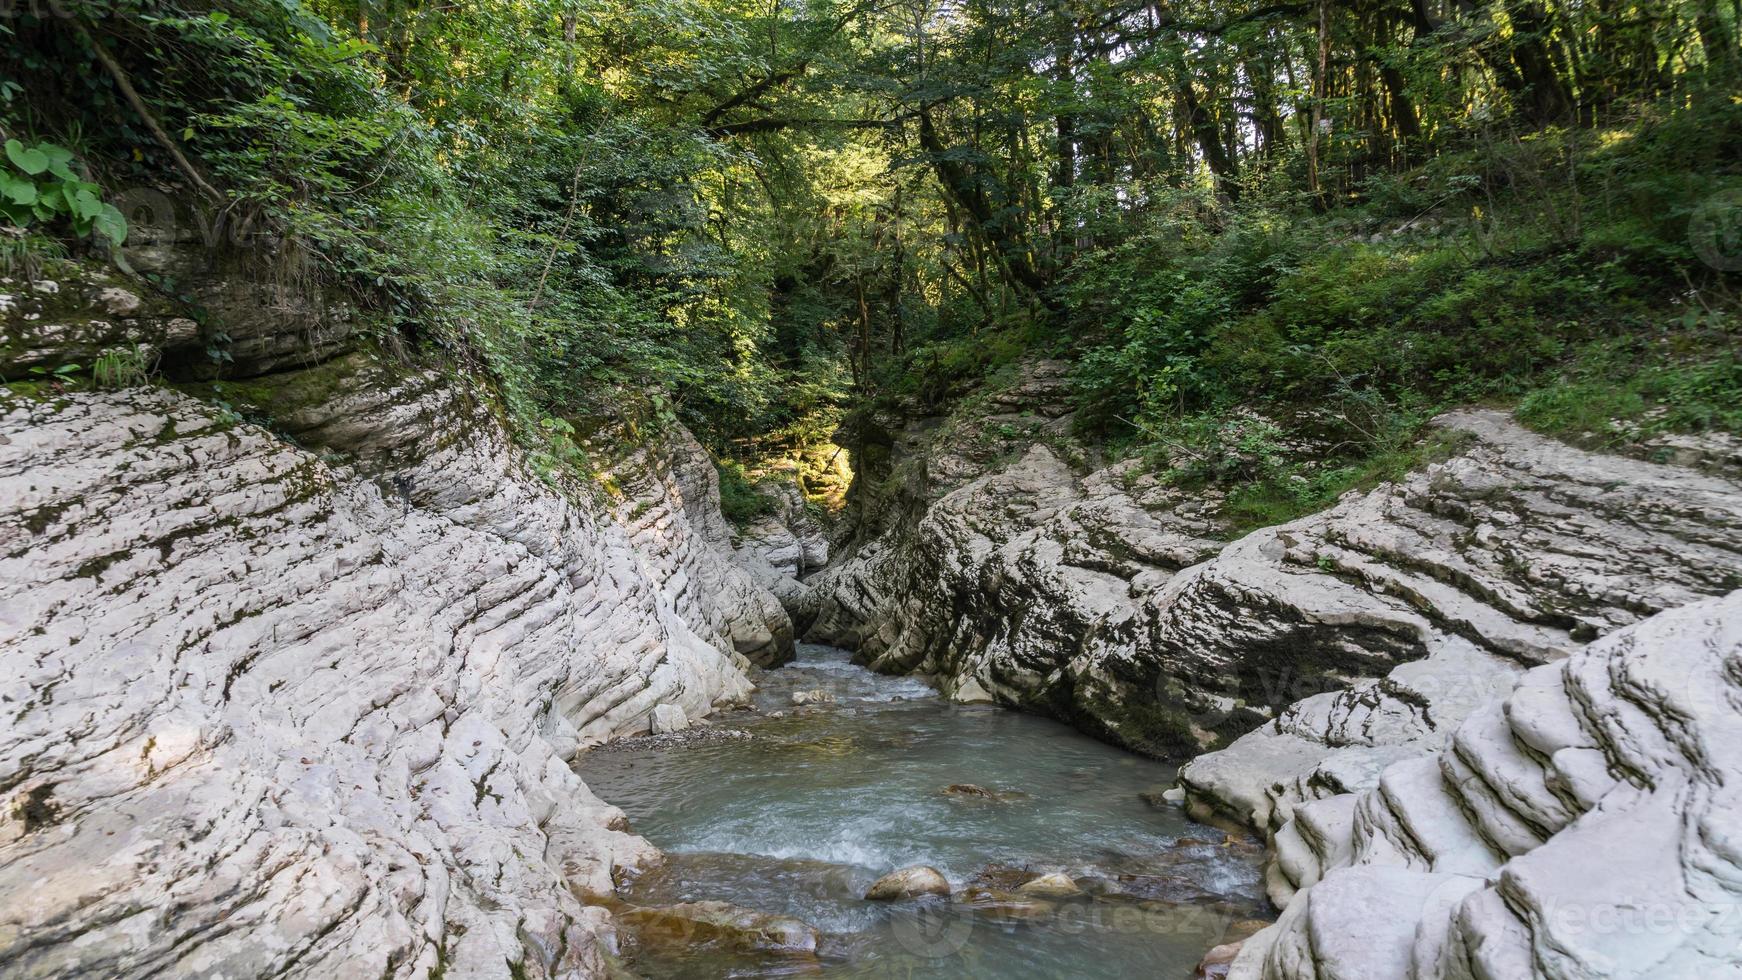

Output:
xmin=0 ymin=259 xmax=793 ymax=977
xmin=807 ymin=367 xmax=1742 ymax=769
xmin=1228 ymin=590 xmax=1742 ymax=978
xmin=805 ymin=360 xmax=1742 ymax=977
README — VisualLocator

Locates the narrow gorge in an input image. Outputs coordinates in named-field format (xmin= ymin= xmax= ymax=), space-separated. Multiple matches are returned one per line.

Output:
xmin=9 ymin=243 xmax=1742 ymax=978
xmin=5 ymin=1 xmax=1742 ymax=977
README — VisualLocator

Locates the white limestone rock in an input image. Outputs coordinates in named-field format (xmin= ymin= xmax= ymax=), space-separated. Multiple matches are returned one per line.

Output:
xmin=808 ymin=400 xmax=1742 ymax=780
xmin=608 ymin=425 xmax=796 ymax=667
xmin=1228 ymin=590 xmax=1742 ymax=980
xmin=649 ymin=703 xmax=690 ymax=734
xmin=0 ymin=344 xmax=781 ymax=977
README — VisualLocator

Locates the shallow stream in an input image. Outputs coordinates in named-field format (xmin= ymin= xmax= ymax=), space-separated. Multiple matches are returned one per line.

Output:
xmin=578 ymin=644 xmax=1270 ymax=978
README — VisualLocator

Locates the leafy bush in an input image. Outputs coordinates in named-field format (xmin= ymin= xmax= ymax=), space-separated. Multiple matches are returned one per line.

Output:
xmin=715 ymin=460 xmax=776 ymax=526
xmin=0 ymin=140 xmax=126 ymax=245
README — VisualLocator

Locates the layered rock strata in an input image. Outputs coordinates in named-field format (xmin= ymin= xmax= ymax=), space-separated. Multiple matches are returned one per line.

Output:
xmin=0 ymin=260 xmax=791 ymax=977
xmin=808 ymin=388 xmax=1742 ymax=768
xmin=1228 ymin=590 xmax=1742 ymax=979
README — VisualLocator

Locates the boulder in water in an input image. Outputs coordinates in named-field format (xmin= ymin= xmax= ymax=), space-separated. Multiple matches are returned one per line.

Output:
xmin=791 ymin=689 xmax=836 ymax=706
xmin=1139 ymin=786 xmax=1185 ymax=808
xmin=865 ymin=865 xmax=952 ymax=900
xmin=1016 ymin=872 xmax=1082 ymax=898
xmin=1193 ymin=941 xmax=1241 ymax=979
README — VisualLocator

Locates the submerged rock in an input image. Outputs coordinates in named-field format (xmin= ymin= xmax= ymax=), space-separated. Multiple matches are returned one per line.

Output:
xmin=620 ymin=900 xmax=820 ymax=954
xmin=941 ymin=782 xmax=1027 ymax=802
xmin=865 ymin=865 xmax=952 ymax=900
xmin=1015 ymin=872 xmax=1082 ymax=898
xmin=966 ymin=863 xmax=1043 ymax=892
xmin=957 ymin=886 xmax=1057 ymax=922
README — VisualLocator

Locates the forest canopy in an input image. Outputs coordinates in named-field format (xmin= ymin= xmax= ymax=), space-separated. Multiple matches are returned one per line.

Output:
xmin=3 ymin=0 xmax=1739 ymax=508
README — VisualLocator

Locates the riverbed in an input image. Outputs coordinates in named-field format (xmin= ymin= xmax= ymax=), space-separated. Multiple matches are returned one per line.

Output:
xmin=578 ymin=644 xmax=1271 ymax=977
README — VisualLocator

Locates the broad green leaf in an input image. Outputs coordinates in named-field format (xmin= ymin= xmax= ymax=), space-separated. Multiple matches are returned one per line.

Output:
xmin=71 ymin=187 xmax=105 ymax=221
xmin=92 ymin=203 xmax=128 ymax=246
xmin=0 ymin=172 xmax=35 ymax=206
xmin=41 ymin=144 xmax=76 ymax=181
xmin=34 ymin=184 xmax=65 ymax=214
xmin=5 ymin=138 xmax=48 ymax=175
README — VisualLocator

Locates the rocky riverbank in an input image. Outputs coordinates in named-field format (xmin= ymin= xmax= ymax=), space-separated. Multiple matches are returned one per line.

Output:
xmin=9 ymin=243 xmax=1742 ymax=980
xmin=803 ymin=359 xmax=1742 ymax=978
xmin=0 ymin=251 xmax=793 ymax=977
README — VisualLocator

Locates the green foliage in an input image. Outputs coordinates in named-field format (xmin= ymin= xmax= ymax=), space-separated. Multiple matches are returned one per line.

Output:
xmin=2 ymin=0 xmax=1736 ymax=526
xmin=0 ymin=140 xmax=126 ymax=245
xmin=1059 ymin=104 xmax=1739 ymax=527
xmin=1518 ymin=346 xmax=1742 ymax=448
xmin=28 ymin=362 xmax=81 ymax=382
xmin=0 ymin=230 xmax=67 ymax=278
xmin=715 ymin=460 xmax=776 ymax=526
xmin=92 ymin=344 xmax=158 ymax=389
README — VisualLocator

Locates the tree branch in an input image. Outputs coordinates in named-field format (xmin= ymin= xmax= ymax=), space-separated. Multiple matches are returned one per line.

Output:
xmin=705 ymin=116 xmax=903 ymax=137
xmin=74 ymin=19 xmax=224 ymax=204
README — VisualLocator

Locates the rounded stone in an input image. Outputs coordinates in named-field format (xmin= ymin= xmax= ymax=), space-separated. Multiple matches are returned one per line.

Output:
xmin=865 ymin=865 xmax=952 ymax=901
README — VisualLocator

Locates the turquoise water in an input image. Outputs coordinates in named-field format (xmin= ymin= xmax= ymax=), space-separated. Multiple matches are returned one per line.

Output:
xmin=578 ymin=644 xmax=1269 ymax=978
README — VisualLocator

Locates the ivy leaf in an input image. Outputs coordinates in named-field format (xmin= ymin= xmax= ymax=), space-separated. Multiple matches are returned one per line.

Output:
xmin=5 ymin=138 xmax=48 ymax=175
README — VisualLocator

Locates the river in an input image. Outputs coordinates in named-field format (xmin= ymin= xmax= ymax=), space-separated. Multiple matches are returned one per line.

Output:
xmin=578 ymin=644 xmax=1271 ymax=978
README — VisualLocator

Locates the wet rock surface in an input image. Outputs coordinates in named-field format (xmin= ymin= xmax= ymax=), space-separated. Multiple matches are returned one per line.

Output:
xmin=864 ymin=865 xmax=953 ymax=900
xmin=619 ymin=899 xmax=821 ymax=953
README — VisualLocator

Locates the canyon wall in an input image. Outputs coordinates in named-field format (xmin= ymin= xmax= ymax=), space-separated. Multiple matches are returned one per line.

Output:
xmin=805 ymin=360 xmax=1742 ymax=976
xmin=0 ymin=254 xmax=793 ymax=978
xmin=806 ymin=363 xmax=1742 ymax=767
xmin=1227 ymin=590 xmax=1742 ymax=978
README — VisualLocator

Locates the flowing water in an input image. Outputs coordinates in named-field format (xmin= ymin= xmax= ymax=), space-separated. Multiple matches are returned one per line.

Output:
xmin=578 ymin=644 xmax=1271 ymax=978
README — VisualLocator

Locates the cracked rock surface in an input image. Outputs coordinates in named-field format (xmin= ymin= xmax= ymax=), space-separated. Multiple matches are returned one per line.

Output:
xmin=809 ymin=393 xmax=1742 ymax=770
xmin=1 ymin=267 xmax=791 ymax=978
xmin=1227 ymin=589 xmax=1742 ymax=979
